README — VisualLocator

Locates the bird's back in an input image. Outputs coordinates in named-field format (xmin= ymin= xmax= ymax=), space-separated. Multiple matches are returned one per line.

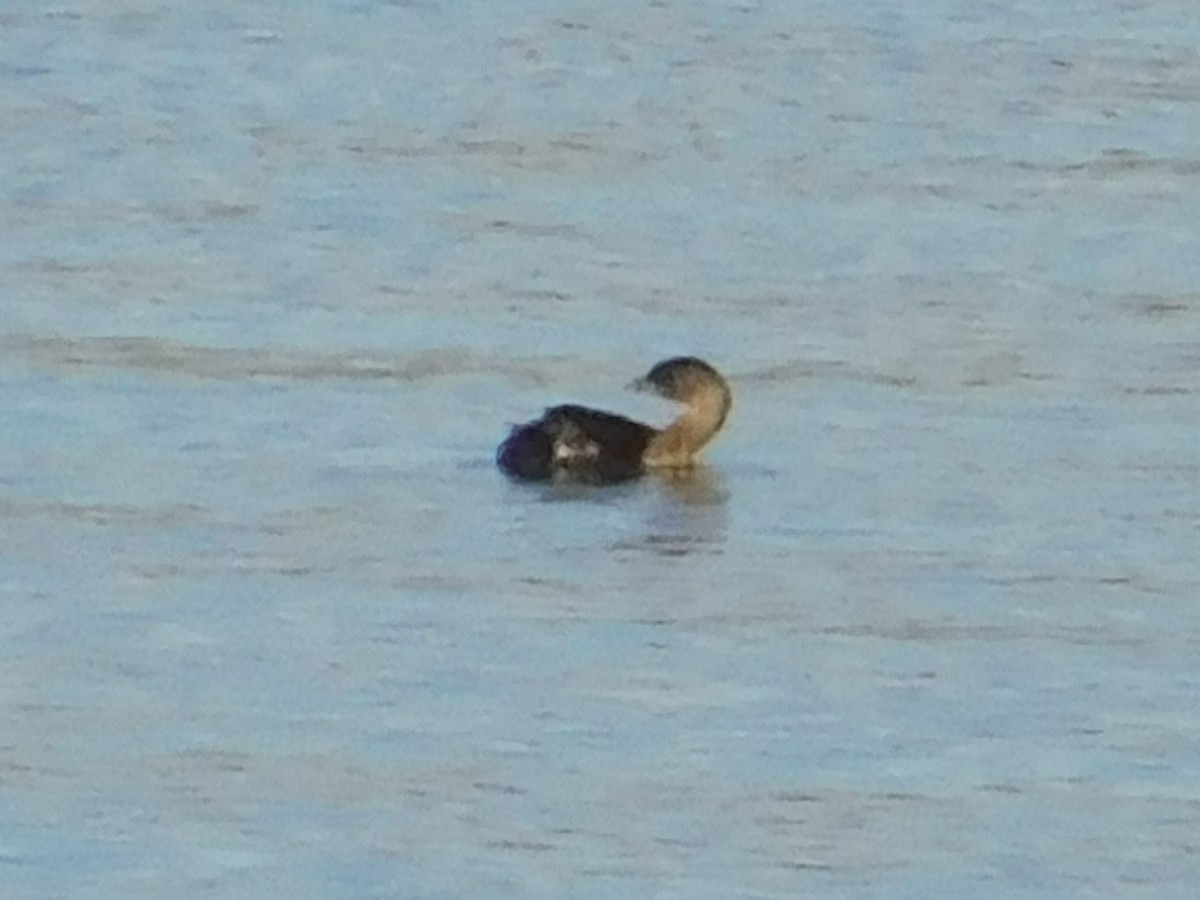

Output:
xmin=497 ymin=404 xmax=655 ymax=483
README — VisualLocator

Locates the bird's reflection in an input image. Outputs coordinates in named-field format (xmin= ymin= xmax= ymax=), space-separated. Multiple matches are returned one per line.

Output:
xmin=614 ymin=466 xmax=730 ymax=558
xmin=520 ymin=465 xmax=730 ymax=557
xmin=652 ymin=465 xmax=728 ymax=507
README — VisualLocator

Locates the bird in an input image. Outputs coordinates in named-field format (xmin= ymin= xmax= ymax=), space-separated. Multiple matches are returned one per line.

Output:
xmin=496 ymin=356 xmax=732 ymax=484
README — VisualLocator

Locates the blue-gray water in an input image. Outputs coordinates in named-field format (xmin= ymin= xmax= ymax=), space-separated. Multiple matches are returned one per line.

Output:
xmin=3 ymin=2 xmax=1199 ymax=897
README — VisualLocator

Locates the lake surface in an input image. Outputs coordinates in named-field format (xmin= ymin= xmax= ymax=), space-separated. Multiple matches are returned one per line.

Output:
xmin=3 ymin=1 xmax=1199 ymax=897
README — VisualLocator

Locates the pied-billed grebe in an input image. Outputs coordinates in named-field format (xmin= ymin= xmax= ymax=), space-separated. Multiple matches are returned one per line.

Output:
xmin=497 ymin=357 xmax=732 ymax=483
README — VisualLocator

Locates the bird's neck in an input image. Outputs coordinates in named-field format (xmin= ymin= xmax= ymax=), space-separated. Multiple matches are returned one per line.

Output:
xmin=643 ymin=384 xmax=731 ymax=467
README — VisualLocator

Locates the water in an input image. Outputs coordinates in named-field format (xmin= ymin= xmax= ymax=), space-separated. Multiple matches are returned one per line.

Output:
xmin=3 ymin=1 xmax=1200 ymax=897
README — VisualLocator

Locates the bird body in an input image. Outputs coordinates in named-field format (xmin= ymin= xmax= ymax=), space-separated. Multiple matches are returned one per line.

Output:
xmin=497 ymin=357 xmax=731 ymax=484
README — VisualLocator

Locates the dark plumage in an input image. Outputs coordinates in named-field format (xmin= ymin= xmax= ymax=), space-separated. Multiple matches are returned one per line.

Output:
xmin=497 ymin=357 xmax=732 ymax=484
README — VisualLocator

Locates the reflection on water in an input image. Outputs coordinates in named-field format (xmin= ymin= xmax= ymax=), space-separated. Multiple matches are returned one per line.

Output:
xmin=519 ymin=465 xmax=729 ymax=556
xmin=652 ymin=466 xmax=728 ymax=508
xmin=612 ymin=468 xmax=730 ymax=558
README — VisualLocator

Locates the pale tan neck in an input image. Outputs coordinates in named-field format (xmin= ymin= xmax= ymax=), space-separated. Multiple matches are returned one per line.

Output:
xmin=643 ymin=382 xmax=731 ymax=468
